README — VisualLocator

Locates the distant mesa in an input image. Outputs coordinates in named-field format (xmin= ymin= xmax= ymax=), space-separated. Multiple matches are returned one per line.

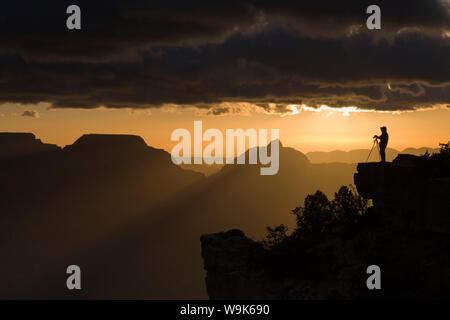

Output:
xmin=0 ymin=132 xmax=60 ymax=159
xmin=306 ymin=147 xmax=440 ymax=164
xmin=64 ymin=134 xmax=148 ymax=153
xmin=0 ymin=132 xmax=179 ymax=171
xmin=61 ymin=133 xmax=177 ymax=169
xmin=267 ymin=138 xmax=282 ymax=148
xmin=0 ymin=131 xmax=206 ymax=298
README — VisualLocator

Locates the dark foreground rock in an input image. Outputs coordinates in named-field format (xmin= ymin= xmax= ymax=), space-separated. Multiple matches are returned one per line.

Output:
xmin=201 ymin=218 xmax=450 ymax=299
xmin=354 ymin=154 xmax=450 ymax=234
xmin=201 ymin=153 xmax=450 ymax=299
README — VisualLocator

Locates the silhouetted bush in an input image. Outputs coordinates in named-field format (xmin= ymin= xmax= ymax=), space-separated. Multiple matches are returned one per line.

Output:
xmin=262 ymin=224 xmax=288 ymax=249
xmin=438 ymin=141 xmax=449 ymax=155
xmin=331 ymin=185 xmax=369 ymax=223
xmin=292 ymin=190 xmax=333 ymax=238
xmin=420 ymin=141 xmax=450 ymax=178
xmin=275 ymin=185 xmax=369 ymax=241
xmin=261 ymin=185 xmax=369 ymax=277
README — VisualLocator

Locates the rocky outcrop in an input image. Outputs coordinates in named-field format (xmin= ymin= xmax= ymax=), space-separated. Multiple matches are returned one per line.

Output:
xmin=0 ymin=132 xmax=60 ymax=159
xmin=201 ymin=220 xmax=450 ymax=299
xmin=201 ymin=153 xmax=450 ymax=299
xmin=200 ymin=230 xmax=366 ymax=299
xmin=354 ymin=154 xmax=450 ymax=234
xmin=201 ymin=230 xmax=269 ymax=299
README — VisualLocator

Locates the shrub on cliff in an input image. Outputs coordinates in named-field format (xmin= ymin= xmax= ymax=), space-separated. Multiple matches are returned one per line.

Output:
xmin=420 ymin=141 xmax=450 ymax=178
xmin=263 ymin=224 xmax=289 ymax=249
xmin=331 ymin=185 xmax=369 ymax=223
xmin=260 ymin=185 xmax=370 ymax=282
xmin=263 ymin=185 xmax=368 ymax=246
xmin=291 ymin=190 xmax=333 ymax=238
xmin=438 ymin=141 xmax=449 ymax=156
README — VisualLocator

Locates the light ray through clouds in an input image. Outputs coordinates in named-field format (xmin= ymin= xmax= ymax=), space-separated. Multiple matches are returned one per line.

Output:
xmin=283 ymin=104 xmax=382 ymax=117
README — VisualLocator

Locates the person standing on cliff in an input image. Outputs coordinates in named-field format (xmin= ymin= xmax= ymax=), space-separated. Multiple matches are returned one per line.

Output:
xmin=373 ymin=126 xmax=389 ymax=162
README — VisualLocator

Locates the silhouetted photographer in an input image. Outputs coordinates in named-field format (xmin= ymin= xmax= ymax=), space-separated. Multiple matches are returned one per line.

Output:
xmin=373 ymin=126 xmax=389 ymax=162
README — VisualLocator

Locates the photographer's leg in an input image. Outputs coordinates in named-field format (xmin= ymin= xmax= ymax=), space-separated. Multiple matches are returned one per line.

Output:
xmin=380 ymin=147 xmax=386 ymax=162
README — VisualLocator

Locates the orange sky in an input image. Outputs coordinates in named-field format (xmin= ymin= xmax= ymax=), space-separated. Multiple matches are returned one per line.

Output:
xmin=1 ymin=102 xmax=449 ymax=153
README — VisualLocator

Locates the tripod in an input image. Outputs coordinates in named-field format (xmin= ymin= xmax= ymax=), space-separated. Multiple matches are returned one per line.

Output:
xmin=366 ymin=138 xmax=380 ymax=162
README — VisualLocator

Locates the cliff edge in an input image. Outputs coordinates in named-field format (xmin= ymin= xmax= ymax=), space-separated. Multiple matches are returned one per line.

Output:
xmin=201 ymin=151 xmax=450 ymax=299
xmin=354 ymin=154 xmax=450 ymax=234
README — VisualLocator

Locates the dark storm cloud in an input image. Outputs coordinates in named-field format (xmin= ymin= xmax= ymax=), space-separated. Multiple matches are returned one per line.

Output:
xmin=0 ymin=0 xmax=449 ymax=112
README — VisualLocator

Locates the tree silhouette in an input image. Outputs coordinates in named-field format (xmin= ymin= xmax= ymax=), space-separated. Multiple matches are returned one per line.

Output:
xmin=263 ymin=224 xmax=288 ymax=249
xmin=264 ymin=185 xmax=368 ymax=246
xmin=331 ymin=185 xmax=368 ymax=223
xmin=292 ymin=190 xmax=333 ymax=237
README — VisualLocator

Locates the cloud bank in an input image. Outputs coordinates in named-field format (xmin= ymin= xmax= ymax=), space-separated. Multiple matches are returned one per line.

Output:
xmin=0 ymin=0 xmax=449 ymax=113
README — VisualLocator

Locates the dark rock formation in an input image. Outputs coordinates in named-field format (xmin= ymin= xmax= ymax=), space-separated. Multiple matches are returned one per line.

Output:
xmin=201 ymin=153 xmax=450 ymax=299
xmin=201 ymin=230 xmax=269 ymax=299
xmin=201 ymin=229 xmax=366 ymax=299
xmin=354 ymin=154 xmax=450 ymax=234
xmin=0 ymin=132 xmax=204 ymax=298
xmin=0 ymin=132 xmax=357 ymax=299
xmin=0 ymin=132 xmax=60 ymax=159
xmin=64 ymin=134 xmax=148 ymax=153
xmin=201 ymin=222 xmax=450 ymax=299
